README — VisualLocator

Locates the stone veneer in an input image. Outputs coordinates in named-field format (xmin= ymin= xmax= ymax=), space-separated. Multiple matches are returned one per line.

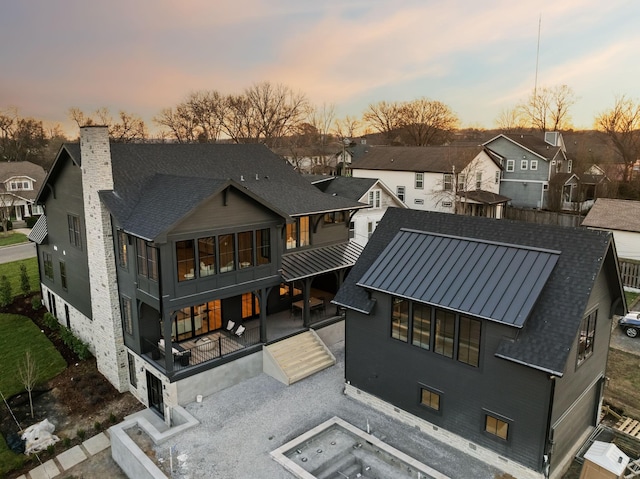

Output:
xmin=80 ymin=126 xmax=129 ymax=392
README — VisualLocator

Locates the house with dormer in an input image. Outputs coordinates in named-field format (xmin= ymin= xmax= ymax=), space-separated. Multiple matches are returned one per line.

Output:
xmin=0 ymin=161 xmax=45 ymax=222
xmin=334 ymin=208 xmax=625 ymax=479
xmin=30 ymin=126 xmax=368 ymax=418
xmin=483 ymin=132 xmax=572 ymax=209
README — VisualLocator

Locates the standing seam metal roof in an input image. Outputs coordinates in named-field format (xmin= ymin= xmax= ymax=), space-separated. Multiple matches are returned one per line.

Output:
xmin=281 ymin=241 xmax=364 ymax=281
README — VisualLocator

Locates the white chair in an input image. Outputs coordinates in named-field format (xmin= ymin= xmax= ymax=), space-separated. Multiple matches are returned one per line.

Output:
xmin=235 ymin=325 xmax=246 ymax=337
xmin=226 ymin=320 xmax=235 ymax=331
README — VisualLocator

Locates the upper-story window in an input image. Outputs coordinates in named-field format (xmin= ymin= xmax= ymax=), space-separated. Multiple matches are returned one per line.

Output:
xmin=495 ymin=171 xmax=500 ymax=184
xmin=137 ymin=238 xmax=158 ymax=281
xmin=8 ymin=179 xmax=31 ymax=190
xmin=475 ymin=173 xmax=482 ymax=190
xmin=324 ymin=211 xmax=346 ymax=224
xmin=568 ymin=160 xmax=573 ymax=173
xmin=443 ymin=174 xmax=453 ymax=191
xmin=415 ymin=173 xmax=424 ymax=189
xmin=43 ymin=252 xmax=53 ymax=280
xmin=530 ymin=160 xmax=538 ymax=171
xmin=237 ymin=231 xmax=254 ymax=269
xmin=506 ymin=160 xmax=515 ymax=172
xmin=117 ymin=230 xmax=128 ymax=269
xmin=218 ymin=235 xmax=235 ymax=273
xmin=521 ymin=160 xmax=528 ymax=170
xmin=577 ymin=309 xmax=597 ymax=366
xmin=286 ymin=216 xmax=309 ymax=250
xmin=198 ymin=237 xmax=216 ymax=276
xmin=396 ymin=186 xmax=405 ymax=202
xmin=256 ymin=228 xmax=271 ymax=265
xmin=68 ymin=214 xmax=82 ymax=249
xmin=368 ymin=190 xmax=381 ymax=208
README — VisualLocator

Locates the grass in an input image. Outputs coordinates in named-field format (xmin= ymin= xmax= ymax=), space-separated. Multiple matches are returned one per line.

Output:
xmin=605 ymin=348 xmax=640 ymax=420
xmin=0 ymin=257 xmax=39 ymax=298
xmin=0 ymin=313 xmax=66 ymax=476
xmin=0 ymin=232 xmax=28 ymax=248
xmin=626 ymin=290 xmax=640 ymax=310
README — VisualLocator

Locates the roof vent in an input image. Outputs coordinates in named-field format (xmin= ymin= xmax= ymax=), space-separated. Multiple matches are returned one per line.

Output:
xmin=240 ymin=175 xmax=244 ymax=181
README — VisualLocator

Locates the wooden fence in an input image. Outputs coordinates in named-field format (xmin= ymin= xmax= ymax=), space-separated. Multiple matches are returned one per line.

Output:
xmin=503 ymin=207 xmax=584 ymax=228
xmin=620 ymin=259 xmax=640 ymax=291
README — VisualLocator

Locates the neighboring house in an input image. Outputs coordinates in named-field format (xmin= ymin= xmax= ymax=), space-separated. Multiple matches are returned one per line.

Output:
xmin=334 ymin=208 xmax=625 ymax=479
xmin=333 ymin=138 xmax=371 ymax=177
xmin=549 ymin=171 xmax=611 ymax=212
xmin=272 ymin=146 xmax=338 ymax=175
xmin=483 ymin=132 xmax=572 ymax=209
xmin=582 ymin=198 xmax=640 ymax=261
xmin=0 ymin=161 xmax=46 ymax=221
xmin=351 ymin=145 xmax=508 ymax=218
xmin=30 ymin=126 xmax=368 ymax=418
xmin=305 ymin=175 xmax=406 ymax=246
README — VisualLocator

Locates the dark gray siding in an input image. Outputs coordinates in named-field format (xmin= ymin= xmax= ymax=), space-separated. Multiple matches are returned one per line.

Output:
xmin=39 ymin=154 xmax=92 ymax=318
xmin=345 ymin=291 xmax=552 ymax=472
xmin=313 ymin=217 xmax=350 ymax=246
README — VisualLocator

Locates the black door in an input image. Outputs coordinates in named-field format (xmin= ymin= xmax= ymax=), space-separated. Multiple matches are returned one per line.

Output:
xmin=146 ymin=371 xmax=164 ymax=418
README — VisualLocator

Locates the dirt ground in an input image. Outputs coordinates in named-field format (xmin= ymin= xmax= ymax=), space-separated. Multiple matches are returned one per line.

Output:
xmin=0 ymin=294 xmax=143 ymax=479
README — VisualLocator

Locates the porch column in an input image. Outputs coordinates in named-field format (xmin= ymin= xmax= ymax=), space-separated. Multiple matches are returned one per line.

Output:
xmin=259 ymin=288 xmax=268 ymax=343
xmin=302 ymin=277 xmax=313 ymax=327
xmin=163 ymin=310 xmax=175 ymax=374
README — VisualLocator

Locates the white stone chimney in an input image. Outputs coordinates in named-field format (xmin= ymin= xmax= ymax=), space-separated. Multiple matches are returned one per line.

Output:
xmin=80 ymin=126 xmax=129 ymax=392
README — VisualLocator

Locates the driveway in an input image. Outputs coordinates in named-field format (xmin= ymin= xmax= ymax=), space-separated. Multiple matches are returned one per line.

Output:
xmin=610 ymin=316 xmax=640 ymax=356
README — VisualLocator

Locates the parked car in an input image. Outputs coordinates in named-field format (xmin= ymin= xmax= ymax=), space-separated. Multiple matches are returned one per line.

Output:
xmin=619 ymin=312 xmax=640 ymax=338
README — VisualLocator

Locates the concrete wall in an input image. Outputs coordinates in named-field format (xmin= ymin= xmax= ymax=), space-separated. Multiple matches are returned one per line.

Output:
xmin=110 ymin=421 xmax=167 ymax=479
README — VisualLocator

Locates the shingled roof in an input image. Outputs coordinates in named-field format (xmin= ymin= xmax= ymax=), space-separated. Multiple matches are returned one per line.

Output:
xmin=0 ymin=161 xmax=46 ymax=202
xmin=334 ymin=208 xmax=621 ymax=376
xmin=350 ymin=145 xmax=489 ymax=173
xmin=582 ymin=198 xmax=640 ymax=233
xmin=484 ymin=133 xmax=565 ymax=162
xmin=307 ymin=176 xmax=378 ymax=202
xmin=51 ymin=142 xmax=367 ymax=240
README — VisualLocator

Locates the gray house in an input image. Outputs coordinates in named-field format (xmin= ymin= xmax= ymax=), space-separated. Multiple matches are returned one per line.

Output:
xmin=334 ymin=208 xmax=625 ymax=478
xmin=484 ymin=132 xmax=571 ymax=209
xmin=31 ymin=126 xmax=368 ymax=418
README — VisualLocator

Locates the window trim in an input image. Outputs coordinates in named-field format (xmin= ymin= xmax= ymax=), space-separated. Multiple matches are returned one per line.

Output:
xmin=121 ymin=295 xmax=133 ymax=336
xmin=43 ymin=252 xmax=54 ymax=281
xmin=419 ymin=384 xmax=442 ymax=413
xmin=521 ymin=159 xmax=528 ymax=170
xmin=59 ymin=261 xmax=67 ymax=291
xmin=368 ymin=189 xmax=381 ymax=208
xmin=443 ymin=173 xmax=453 ymax=191
xmin=530 ymin=160 xmax=538 ymax=171
xmin=415 ymin=172 xmax=424 ymax=189
xmin=117 ymin=230 xmax=128 ymax=270
xmin=484 ymin=411 xmax=511 ymax=441
xmin=396 ymin=186 xmax=405 ymax=202
xmin=577 ymin=309 xmax=597 ymax=367
xmin=67 ymin=214 xmax=82 ymax=249
xmin=506 ymin=160 xmax=515 ymax=172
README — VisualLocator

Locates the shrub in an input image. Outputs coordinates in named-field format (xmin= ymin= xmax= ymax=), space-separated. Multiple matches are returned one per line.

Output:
xmin=43 ymin=312 xmax=59 ymax=330
xmin=0 ymin=275 xmax=12 ymax=306
xmin=31 ymin=295 xmax=42 ymax=310
xmin=63 ymin=437 xmax=71 ymax=447
xmin=109 ymin=412 xmax=117 ymax=424
xmin=94 ymin=421 xmax=102 ymax=431
xmin=76 ymin=429 xmax=85 ymax=441
xmin=59 ymin=326 xmax=92 ymax=360
xmin=19 ymin=263 xmax=30 ymax=296
xmin=25 ymin=215 xmax=40 ymax=228
xmin=46 ymin=444 xmax=55 ymax=455
xmin=0 ymin=219 xmax=13 ymax=232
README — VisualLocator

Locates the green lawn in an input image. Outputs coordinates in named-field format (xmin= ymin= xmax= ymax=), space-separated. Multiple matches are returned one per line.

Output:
xmin=0 ymin=313 xmax=66 ymax=475
xmin=626 ymin=290 xmax=640 ymax=310
xmin=0 ymin=257 xmax=39 ymax=298
xmin=0 ymin=232 xmax=28 ymax=247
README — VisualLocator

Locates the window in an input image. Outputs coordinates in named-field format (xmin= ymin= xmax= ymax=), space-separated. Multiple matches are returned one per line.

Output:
xmin=568 ymin=160 xmax=573 ymax=173
xmin=238 ymin=231 xmax=254 ymax=269
xmin=218 ymin=234 xmax=235 ymax=272
xmin=256 ymin=228 xmax=271 ymax=265
xmin=324 ymin=211 xmax=346 ymax=224
xmin=136 ymin=239 xmax=158 ymax=281
xmin=176 ymin=240 xmax=196 ymax=281
xmin=578 ymin=310 xmax=597 ymax=365
xmin=457 ymin=316 xmax=481 ymax=367
xmin=415 ymin=173 xmax=424 ymax=189
xmin=434 ymin=309 xmax=455 ymax=358
xmin=396 ymin=186 xmax=405 ymax=202
xmin=521 ymin=159 xmax=528 ymax=170
xmin=530 ymin=160 xmax=538 ymax=171
xmin=348 ymin=222 xmax=355 ymax=239
xmin=443 ymin=173 xmax=453 ymax=191
xmin=457 ymin=174 xmax=466 ymax=192
xmin=442 ymin=201 xmax=452 ymax=208
xmin=420 ymin=387 xmax=440 ymax=411
xmin=475 ymin=173 xmax=482 ymax=190
xmin=68 ymin=214 xmax=82 ymax=249
xmin=287 ymin=216 xmax=310 ymax=249
xmin=299 ymin=216 xmax=310 ymax=246
xmin=495 ymin=171 xmax=500 ymax=184
xmin=506 ymin=160 xmax=515 ymax=172
xmin=391 ymin=297 xmax=409 ymax=342
xmin=59 ymin=261 xmax=67 ymax=290
xmin=64 ymin=304 xmax=70 ymax=328
xmin=286 ymin=221 xmax=297 ymax=250
xmin=121 ymin=296 xmax=133 ymax=335
xmin=412 ymin=303 xmax=431 ymax=350
xmin=368 ymin=190 xmax=381 ymax=208
xmin=43 ymin=252 xmax=53 ymax=280
xmin=128 ymin=353 xmax=137 ymax=388
xmin=117 ymin=230 xmax=128 ymax=269
xmin=198 ymin=237 xmax=216 ymax=276
xmin=242 ymin=292 xmax=260 ymax=319
xmin=414 ymin=199 xmax=424 ymax=205
xmin=367 ymin=221 xmax=375 ymax=239
xmin=485 ymin=414 xmax=509 ymax=440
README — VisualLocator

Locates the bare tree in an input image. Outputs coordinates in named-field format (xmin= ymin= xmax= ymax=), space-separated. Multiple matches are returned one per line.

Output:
xmin=519 ymin=84 xmax=576 ymax=132
xmin=18 ymin=350 xmax=39 ymax=418
xmin=0 ymin=194 xmax=16 ymax=237
xmin=362 ymin=101 xmax=404 ymax=141
xmin=0 ymin=108 xmax=48 ymax=162
xmin=69 ymin=107 xmax=148 ymax=142
xmin=594 ymin=95 xmax=640 ymax=182
xmin=399 ymin=98 xmax=459 ymax=146
xmin=333 ymin=115 xmax=361 ymax=140
xmin=494 ymin=107 xmax=527 ymax=132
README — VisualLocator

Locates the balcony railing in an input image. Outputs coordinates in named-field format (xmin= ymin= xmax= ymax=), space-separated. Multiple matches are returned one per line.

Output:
xmin=144 ymin=326 xmax=261 ymax=372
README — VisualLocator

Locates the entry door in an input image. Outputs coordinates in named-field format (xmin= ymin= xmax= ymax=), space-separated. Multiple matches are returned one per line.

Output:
xmin=146 ymin=371 xmax=164 ymax=418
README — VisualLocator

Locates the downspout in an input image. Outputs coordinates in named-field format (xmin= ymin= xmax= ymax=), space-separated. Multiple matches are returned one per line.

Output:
xmin=543 ymin=374 xmax=556 ymax=479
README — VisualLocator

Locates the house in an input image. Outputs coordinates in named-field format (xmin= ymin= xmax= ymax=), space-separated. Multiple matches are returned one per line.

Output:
xmin=305 ymin=175 xmax=406 ymax=245
xmin=549 ymin=170 xmax=611 ymax=212
xmin=0 ymin=161 xmax=45 ymax=222
xmin=334 ymin=208 xmax=625 ymax=479
xmin=483 ymin=132 xmax=572 ymax=209
xmin=582 ymin=198 xmax=640 ymax=262
xmin=30 ymin=126 xmax=369 ymax=418
xmin=350 ymin=145 xmax=508 ymax=218
xmin=272 ymin=145 xmax=338 ymax=175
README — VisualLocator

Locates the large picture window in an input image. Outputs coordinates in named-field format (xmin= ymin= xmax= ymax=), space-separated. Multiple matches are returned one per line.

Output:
xmin=434 ymin=309 xmax=455 ymax=358
xmin=176 ymin=240 xmax=195 ymax=281
xmin=219 ymin=234 xmax=235 ymax=272
xmin=238 ymin=231 xmax=254 ymax=269
xmin=578 ymin=310 xmax=597 ymax=366
xmin=391 ymin=297 xmax=409 ymax=342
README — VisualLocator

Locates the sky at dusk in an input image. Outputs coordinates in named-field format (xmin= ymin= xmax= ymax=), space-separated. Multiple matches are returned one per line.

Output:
xmin=1 ymin=0 xmax=638 ymax=137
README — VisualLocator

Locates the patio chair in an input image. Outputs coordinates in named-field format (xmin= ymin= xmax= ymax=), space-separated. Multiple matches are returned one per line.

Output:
xmin=235 ymin=324 xmax=246 ymax=337
xmin=225 ymin=320 xmax=236 ymax=331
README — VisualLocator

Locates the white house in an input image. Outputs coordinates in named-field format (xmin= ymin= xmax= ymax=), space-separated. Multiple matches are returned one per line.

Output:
xmin=351 ymin=145 xmax=508 ymax=218
xmin=307 ymin=175 xmax=407 ymax=245
xmin=0 ymin=161 xmax=46 ymax=221
xmin=582 ymin=198 xmax=640 ymax=261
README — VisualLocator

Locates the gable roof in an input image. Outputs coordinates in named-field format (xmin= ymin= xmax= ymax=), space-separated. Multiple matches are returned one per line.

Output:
xmin=582 ymin=198 xmax=640 ymax=233
xmin=334 ymin=208 xmax=620 ymax=376
xmin=358 ymin=229 xmax=559 ymax=327
xmin=484 ymin=133 xmax=565 ymax=162
xmin=350 ymin=145 xmax=490 ymax=173
xmin=309 ymin=176 xmax=378 ymax=201
xmin=0 ymin=161 xmax=46 ymax=201
xmin=43 ymin=142 xmax=367 ymax=240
